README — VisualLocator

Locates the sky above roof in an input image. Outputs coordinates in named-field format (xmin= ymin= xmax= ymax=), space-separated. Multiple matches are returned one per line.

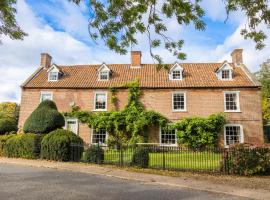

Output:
xmin=0 ymin=0 xmax=270 ymax=102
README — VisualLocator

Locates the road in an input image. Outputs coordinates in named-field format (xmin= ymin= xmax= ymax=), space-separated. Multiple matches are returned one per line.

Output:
xmin=0 ymin=163 xmax=249 ymax=200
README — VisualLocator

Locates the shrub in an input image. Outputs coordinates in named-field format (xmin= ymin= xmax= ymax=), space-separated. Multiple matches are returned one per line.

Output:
xmin=221 ymin=144 xmax=270 ymax=176
xmin=175 ymin=113 xmax=226 ymax=149
xmin=41 ymin=129 xmax=83 ymax=161
xmin=3 ymin=133 xmax=43 ymax=159
xmin=131 ymin=147 xmax=149 ymax=168
xmin=84 ymin=145 xmax=104 ymax=164
xmin=23 ymin=100 xmax=65 ymax=134
xmin=0 ymin=118 xmax=17 ymax=135
xmin=0 ymin=134 xmax=16 ymax=156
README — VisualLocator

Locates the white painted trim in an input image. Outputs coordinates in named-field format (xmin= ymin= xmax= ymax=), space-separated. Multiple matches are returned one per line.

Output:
xmin=98 ymin=70 xmax=109 ymax=81
xmin=93 ymin=91 xmax=108 ymax=111
xmin=172 ymin=91 xmax=187 ymax=112
xmin=224 ymin=124 xmax=244 ymax=148
xmin=223 ymin=91 xmax=240 ymax=112
xmin=48 ymin=71 xmax=59 ymax=82
xmin=90 ymin=128 xmax=108 ymax=146
xmin=98 ymin=63 xmax=111 ymax=72
xmin=169 ymin=63 xmax=183 ymax=81
xmin=64 ymin=118 xmax=79 ymax=135
xmin=159 ymin=125 xmax=177 ymax=147
xmin=40 ymin=91 xmax=53 ymax=102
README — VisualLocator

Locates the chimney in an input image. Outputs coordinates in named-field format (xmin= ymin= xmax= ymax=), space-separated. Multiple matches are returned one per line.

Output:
xmin=131 ymin=51 xmax=141 ymax=68
xmin=40 ymin=53 xmax=52 ymax=68
xmin=231 ymin=49 xmax=243 ymax=65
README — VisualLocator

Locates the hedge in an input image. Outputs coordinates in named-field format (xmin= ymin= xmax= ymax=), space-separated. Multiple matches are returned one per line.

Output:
xmin=3 ymin=133 xmax=43 ymax=159
xmin=84 ymin=145 xmax=104 ymax=164
xmin=41 ymin=129 xmax=83 ymax=161
xmin=0 ymin=134 xmax=16 ymax=156
xmin=0 ymin=118 xmax=17 ymax=135
xmin=23 ymin=100 xmax=65 ymax=134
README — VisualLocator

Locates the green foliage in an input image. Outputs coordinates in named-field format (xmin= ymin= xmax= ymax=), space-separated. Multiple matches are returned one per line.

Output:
xmin=0 ymin=102 xmax=19 ymax=120
xmin=0 ymin=0 xmax=27 ymax=42
xmin=23 ymin=100 xmax=65 ymax=134
xmin=0 ymin=133 xmax=16 ymax=156
xmin=175 ymin=113 xmax=226 ymax=149
xmin=221 ymin=144 xmax=270 ymax=176
xmin=41 ymin=129 xmax=83 ymax=161
xmin=131 ymin=147 xmax=149 ymax=168
xmin=84 ymin=145 xmax=104 ymax=164
xmin=3 ymin=133 xmax=43 ymax=159
xmin=0 ymin=118 xmax=17 ymax=135
xmin=65 ymin=80 xmax=168 ymax=147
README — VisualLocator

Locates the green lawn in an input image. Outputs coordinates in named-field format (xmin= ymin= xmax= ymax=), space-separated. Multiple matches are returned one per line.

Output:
xmin=103 ymin=150 xmax=222 ymax=171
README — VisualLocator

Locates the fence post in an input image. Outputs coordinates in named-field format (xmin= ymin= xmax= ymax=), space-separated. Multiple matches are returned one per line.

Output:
xmin=162 ymin=146 xmax=165 ymax=170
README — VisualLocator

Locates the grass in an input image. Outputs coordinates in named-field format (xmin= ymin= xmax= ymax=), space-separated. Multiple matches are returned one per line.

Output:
xmin=103 ymin=149 xmax=222 ymax=171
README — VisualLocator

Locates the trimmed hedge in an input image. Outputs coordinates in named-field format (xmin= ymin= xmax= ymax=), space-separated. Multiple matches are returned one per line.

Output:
xmin=0 ymin=118 xmax=17 ymax=135
xmin=0 ymin=134 xmax=16 ymax=156
xmin=23 ymin=100 xmax=65 ymax=134
xmin=84 ymin=145 xmax=104 ymax=164
xmin=221 ymin=144 xmax=270 ymax=176
xmin=3 ymin=133 xmax=43 ymax=159
xmin=131 ymin=147 xmax=149 ymax=168
xmin=41 ymin=129 xmax=83 ymax=161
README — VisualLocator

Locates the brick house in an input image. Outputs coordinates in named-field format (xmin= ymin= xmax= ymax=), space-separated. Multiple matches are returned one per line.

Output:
xmin=18 ymin=49 xmax=264 ymax=147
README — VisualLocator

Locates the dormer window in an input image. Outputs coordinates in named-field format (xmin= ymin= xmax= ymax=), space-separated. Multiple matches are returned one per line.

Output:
xmin=49 ymin=71 xmax=58 ymax=81
xmin=47 ymin=64 xmax=62 ymax=82
xmin=98 ymin=63 xmax=111 ymax=81
xmin=216 ymin=62 xmax=233 ymax=81
xmin=169 ymin=63 xmax=183 ymax=80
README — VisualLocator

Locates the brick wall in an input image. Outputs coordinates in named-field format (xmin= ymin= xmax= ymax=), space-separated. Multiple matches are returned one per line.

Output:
xmin=18 ymin=87 xmax=264 ymax=146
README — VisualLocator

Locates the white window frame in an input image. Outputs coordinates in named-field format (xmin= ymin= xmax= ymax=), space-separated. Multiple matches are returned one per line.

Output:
xmin=99 ymin=70 xmax=109 ymax=81
xmin=40 ymin=91 xmax=53 ymax=102
xmin=221 ymin=69 xmax=232 ymax=80
xmin=224 ymin=91 xmax=240 ymax=112
xmin=159 ymin=125 xmax=177 ymax=146
xmin=172 ymin=91 xmax=187 ymax=112
xmin=216 ymin=62 xmax=233 ymax=81
xmin=169 ymin=63 xmax=183 ymax=81
xmin=224 ymin=124 xmax=244 ymax=148
xmin=64 ymin=118 xmax=78 ymax=135
xmin=93 ymin=92 xmax=107 ymax=111
xmin=48 ymin=71 xmax=59 ymax=81
xmin=171 ymin=70 xmax=182 ymax=80
xmin=91 ymin=128 xmax=108 ymax=146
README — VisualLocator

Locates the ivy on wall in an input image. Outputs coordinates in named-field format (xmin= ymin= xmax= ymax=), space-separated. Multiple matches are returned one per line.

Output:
xmin=64 ymin=79 xmax=168 ymax=146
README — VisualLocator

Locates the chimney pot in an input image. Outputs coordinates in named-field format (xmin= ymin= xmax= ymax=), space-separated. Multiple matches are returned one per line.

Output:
xmin=231 ymin=49 xmax=243 ymax=65
xmin=131 ymin=51 xmax=141 ymax=68
xmin=40 ymin=53 xmax=52 ymax=68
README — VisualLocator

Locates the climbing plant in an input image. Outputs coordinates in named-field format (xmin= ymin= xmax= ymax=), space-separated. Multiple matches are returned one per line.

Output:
xmin=64 ymin=79 xmax=168 ymax=147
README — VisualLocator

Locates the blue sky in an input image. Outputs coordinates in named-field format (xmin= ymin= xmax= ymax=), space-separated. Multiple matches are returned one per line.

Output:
xmin=0 ymin=0 xmax=270 ymax=102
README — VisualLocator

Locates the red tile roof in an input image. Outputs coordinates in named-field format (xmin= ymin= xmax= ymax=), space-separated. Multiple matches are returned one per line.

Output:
xmin=22 ymin=63 xmax=259 ymax=89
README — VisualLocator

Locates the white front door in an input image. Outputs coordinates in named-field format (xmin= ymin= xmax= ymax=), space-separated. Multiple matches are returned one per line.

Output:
xmin=65 ymin=118 xmax=78 ymax=135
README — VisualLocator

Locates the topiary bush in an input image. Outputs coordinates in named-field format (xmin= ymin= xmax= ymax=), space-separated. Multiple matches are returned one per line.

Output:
xmin=41 ymin=129 xmax=83 ymax=161
xmin=84 ymin=145 xmax=104 ymax=164
xmin=221 ymin=144 xmax=270 ymax=176
xmin=3 ymin=133 xmax=43 ymax=159
xmin=175 ymin=113 xmax=226 ymax=149
xmin=0 ymin=133 xmax=16 ymax=156
xmin=131 ymin=147 xmax=149 ymax=168
xmin=0 ymin=118 xmax=17 ymax=135
xmin=23 ymin=100 xmax=65 ymax=134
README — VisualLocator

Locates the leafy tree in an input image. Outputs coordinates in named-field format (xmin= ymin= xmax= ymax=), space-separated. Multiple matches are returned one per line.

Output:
xmin=256 ymin=59 xmax=270 ymax=125
xmin=0 ymin=102 xmax=19 ymax=134
xmin=0 ymin=0 xmax=27 ymax=42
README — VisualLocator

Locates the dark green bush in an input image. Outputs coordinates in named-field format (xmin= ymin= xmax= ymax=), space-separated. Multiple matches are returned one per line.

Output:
xmin=41 ymin=129 xmax=83 ymax=161
xmin=84 ymin=145 xmax=104 ymax=164
xmin=0 ymin=134 xmax=16 ymax=156
xmin=175 ymin=113 xmax=226 ymax=149
xmin=3 ymin=133 xmax=43 ymax=159
xmin=0 ymin=118 xmax=17 ymax=135
xmin=131 ymin=147 xmax=149 ymax=168
xmin=221 ymin=144 xmax=270 ymax=176
xmin=23 ymin=100 xmax=65 ymax=134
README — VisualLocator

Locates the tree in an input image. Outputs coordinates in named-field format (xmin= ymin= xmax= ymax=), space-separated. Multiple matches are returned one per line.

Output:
xmin=0 ymin=0 xmax=27 ymax=43
xmin=2 ymin=0 xmax=270 ymax=65
xmin=256 ymin=59 xmax=270 ymax=125
xmin=0 ymin=102 xmax=19 ymax=134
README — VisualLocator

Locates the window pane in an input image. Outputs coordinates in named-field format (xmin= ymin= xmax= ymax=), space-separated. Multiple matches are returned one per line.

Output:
xmin=172 ymin=70 xmax=181 ymax=79
xmin=225 ymin=93 xmax=238 ymax=110
xmin=41 ymin=93 xmax=52 ymax=101
xmin=100 ymin=71 xmax=109 ymax=80
xmin=173 ymin=93 xmax=185 ymax=110
xmin=92 ymin=129 xmax=107 ymax=144
xmin=222 ymin=70 xmax=230 ymax=79
xmin=225 ymin=126 xmax=241 ymax=146
xmin=161 ymin=126 xmax=176 ymax=145
xmin=49 ymin=72 xmax=58 ymax=81
xmin=95 ymin=93 xmax=106 ymax=110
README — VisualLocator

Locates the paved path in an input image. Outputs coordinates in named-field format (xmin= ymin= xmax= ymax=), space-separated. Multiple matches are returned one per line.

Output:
xmin=0 ymin=163 xmax=248 ymax=200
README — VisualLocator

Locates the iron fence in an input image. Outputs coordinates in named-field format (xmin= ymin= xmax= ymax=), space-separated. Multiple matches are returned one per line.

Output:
xmin=264 ymin=126 xmax=270 ymax=143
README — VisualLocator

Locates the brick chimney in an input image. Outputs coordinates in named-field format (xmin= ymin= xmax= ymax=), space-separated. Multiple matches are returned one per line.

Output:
xmin=40 ymin=53 xmax=52 ymax=68
xmin=131 ymin=51 xmax=141 ymax=68
xmin=231 ymin=49 xmax=243 ymax=65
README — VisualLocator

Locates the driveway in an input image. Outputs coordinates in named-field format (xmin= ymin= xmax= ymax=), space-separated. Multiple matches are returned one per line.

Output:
xmin=0 ymin=163 xmax=248 ymax=200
